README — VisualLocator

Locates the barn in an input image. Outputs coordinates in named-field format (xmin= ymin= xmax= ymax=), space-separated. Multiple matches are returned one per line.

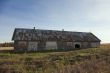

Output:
xmin=12 ymin=28 xmax=101 ymax=51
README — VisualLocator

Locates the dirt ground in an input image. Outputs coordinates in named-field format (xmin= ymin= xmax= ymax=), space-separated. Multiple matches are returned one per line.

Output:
xmin=0 ymin=47 xmax=14 ymax=50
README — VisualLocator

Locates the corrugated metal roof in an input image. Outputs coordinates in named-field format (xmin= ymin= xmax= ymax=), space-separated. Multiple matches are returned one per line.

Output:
xmin=12 ymin=28 xmax=101 ymax=42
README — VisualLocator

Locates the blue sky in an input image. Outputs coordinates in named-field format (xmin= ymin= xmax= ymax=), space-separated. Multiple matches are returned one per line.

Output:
xmin=0 ymin=0 xmax=110 ymax=43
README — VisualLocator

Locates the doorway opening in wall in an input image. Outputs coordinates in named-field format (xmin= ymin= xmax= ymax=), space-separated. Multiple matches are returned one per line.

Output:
xmin=75 ymin=44 xmax=81 ymax=48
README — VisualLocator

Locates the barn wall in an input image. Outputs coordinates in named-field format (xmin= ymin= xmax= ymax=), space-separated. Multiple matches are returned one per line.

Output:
xmin=14 ymin=41 xmax=27 ymax=51
xmin=57 ymin=41 xmax=67 ymax=50
xmin=14 ymin=40 xmax=100 ymax=51
xmin=37 ymin=41 xmax=46 ymax=51
xmin=28 ymin=42 xmax=38 ymax=51
xmin=90 ymin=42 xmax=100 ymax=48
xmin=66 ymin=42 xmax=74 ymax=49
xmin=67 ymin=42 xmax=74 ymax=46
xmin=81 ymin=42 xmax=89 ymax=48
xmin=57 ymin=42 xmax=88 ymax=49
xmin=14 ymin=41 xmax=18 ymax=50
xmin=46 ymin=41 xmax=57 ymax=50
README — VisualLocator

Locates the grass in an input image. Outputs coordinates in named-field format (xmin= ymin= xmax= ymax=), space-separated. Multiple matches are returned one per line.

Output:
xmin=0 ymin=45 xmax=110 ymax=73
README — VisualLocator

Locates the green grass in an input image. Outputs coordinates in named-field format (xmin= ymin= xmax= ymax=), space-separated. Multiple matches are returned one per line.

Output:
xmin=0 ymin=45 xmax=110 ymax=73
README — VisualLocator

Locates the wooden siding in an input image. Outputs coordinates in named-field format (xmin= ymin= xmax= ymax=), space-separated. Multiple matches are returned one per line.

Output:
xmin=14 ymin=41 xmax=100 ymax=51
xmin=28 ymin=42 xmax=38 ymax=51
xmin=46 ymin=41 xmax=57 ymax=50
xmin=14 ymin=41 xmax=27 ymax=51
xmin=37 ymin=41 xmax=46 ymax=51
xmin=90 ymin=42 xmax=100 ymax=48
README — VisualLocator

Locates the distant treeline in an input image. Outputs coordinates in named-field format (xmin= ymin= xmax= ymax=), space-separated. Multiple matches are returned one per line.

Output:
xmin=0 ymin=42 xmax=14 ymax=47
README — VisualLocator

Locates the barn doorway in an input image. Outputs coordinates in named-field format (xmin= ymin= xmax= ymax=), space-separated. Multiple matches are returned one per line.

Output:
xmin=75 ymin=44 xmax=81 ymax=48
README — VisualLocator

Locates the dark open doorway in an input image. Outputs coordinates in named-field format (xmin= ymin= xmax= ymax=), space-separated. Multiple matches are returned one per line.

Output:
xmin=75 ymin=44 xmax=81 ymax=48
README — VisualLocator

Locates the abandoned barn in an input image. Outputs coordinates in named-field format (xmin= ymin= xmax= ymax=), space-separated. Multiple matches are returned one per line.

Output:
xmin=12 ymin=28 xmax=101 ymax=51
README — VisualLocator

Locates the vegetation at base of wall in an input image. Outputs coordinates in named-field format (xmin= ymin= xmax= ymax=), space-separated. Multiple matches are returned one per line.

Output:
xmin=0 ymin=44 xmax=110 ymax=73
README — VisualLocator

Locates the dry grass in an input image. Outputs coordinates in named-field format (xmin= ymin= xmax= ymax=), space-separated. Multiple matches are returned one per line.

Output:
xmin=100 ymin=43 xmax=110 ymax=49
xmin=0 ymin=44 xmax=109 ymax=73
xmin=0 ymin=47 xmax=14 ymax=50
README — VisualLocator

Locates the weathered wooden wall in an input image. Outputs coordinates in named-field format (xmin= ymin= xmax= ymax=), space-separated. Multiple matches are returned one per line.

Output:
xmin=90 ymin=42 xmax=100 ymax=48
xmin=14 ymin=41 xmax=27 ymax=51
xmin=46 ymin=41 xmax=57 ymax=50
xmin=14 ymin=41 xmax=100 ymax=51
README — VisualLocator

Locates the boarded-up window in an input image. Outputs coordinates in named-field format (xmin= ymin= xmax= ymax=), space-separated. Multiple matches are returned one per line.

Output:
xmin=46 ymin=42 xmax=57 ymax=50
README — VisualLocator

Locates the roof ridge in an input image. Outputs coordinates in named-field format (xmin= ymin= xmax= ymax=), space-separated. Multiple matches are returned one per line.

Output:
xmin=15 ymin=28 xmax=90 ymax=33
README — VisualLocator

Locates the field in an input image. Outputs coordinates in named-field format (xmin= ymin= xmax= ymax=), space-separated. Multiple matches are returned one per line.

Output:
xmin=0 ymin=44 xmax=110 ymax=73
xmin=0 ymin=47 xmax=14 ymax=50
